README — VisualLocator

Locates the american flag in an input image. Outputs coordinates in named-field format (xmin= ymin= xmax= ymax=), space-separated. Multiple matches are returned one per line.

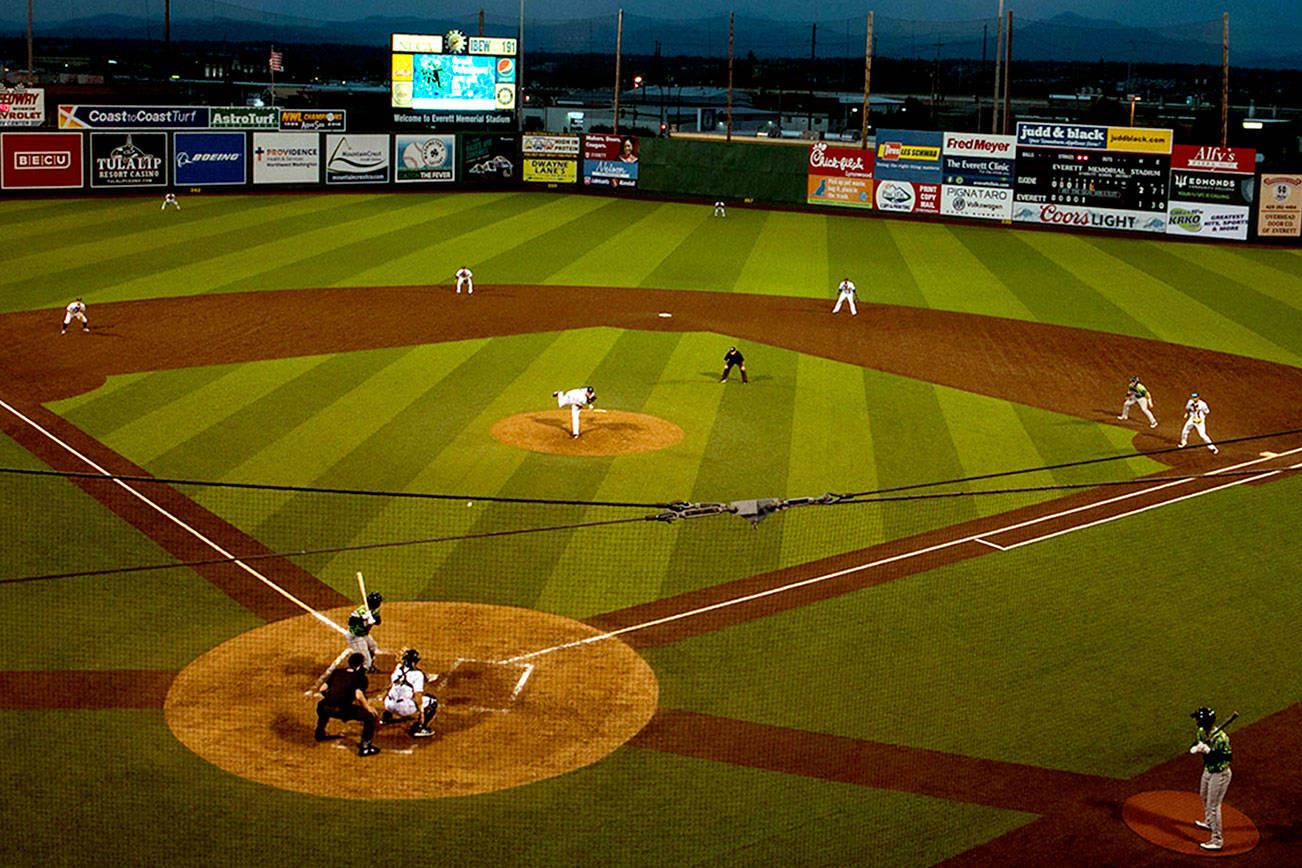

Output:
xmin=269 ymin=49 xmax=284 ymax=73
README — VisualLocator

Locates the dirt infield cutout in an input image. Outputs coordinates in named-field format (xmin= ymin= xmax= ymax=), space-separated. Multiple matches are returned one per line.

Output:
xmin=164 ymin=602 xmax=659 ymax=799
xmin=491 ymin=409 xmax=683 ymax=455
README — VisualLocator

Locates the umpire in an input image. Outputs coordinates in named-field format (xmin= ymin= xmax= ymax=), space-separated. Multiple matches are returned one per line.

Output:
xmin=720 ymin=346 xmax=749 ymax=384
xmin=315 ymin=652 xmax=381 ymax=757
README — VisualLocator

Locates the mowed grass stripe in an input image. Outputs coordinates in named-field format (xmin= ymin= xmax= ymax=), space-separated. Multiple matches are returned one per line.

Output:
xmin=1081 ymin=236 xmax=1302 ymax=361
xmin=659 ymin=339 xmax=798 ymax=597
xmin=952 ymin=229 xmax=1158 ymax=339
xmin=472 ymin=196 xmax=633 ymax=283
xmin=641 ymin=204 xmax=761 ymax=292
xmin=735 ymin=210 xmax=829 ymax=297
xmin=97 ymin=356 xmax=328 ymax=466
xmin=3 ymin=195 xmax=209 ymax=243
xmin=828 ymin=214 xmax=924 ymax=307
xmin=104 ymin=194 xmax=438 ymax=300
xmin=1163 ymin=243 xmax=1302 ymax=308
xmin=779 ymin=355 xmax=880 ymax=569
xmin=536 ymin=330 xmax=719 ymax=616
xmin=52 ymin=365 xmax=233 ymax=437
xmin=894 ymin=222 xmax=1036 ymax=320
xmin=1228 ymin=245 xmax=1302 ymax=280
xmin=543 ymin=200 xmax=699 ymax=287
xmin=0 ymin=193 xmax=373 ymax=300
xmin=1010 ymin=403 xmax=1161 ymax=485
xmin=1018 ymin=230 xmax=1299 ymax=365
xmin=343 ymin=193 xmax=601 ymax=288
xmin=143 ymin=348 xmax=410 ymax=483
xmin=44 ymin=370 xmax=151 ymax=416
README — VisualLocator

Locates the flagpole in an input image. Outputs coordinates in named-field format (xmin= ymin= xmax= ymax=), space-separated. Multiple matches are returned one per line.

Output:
xmin=269 ymin=45 xmax=277 ymax=107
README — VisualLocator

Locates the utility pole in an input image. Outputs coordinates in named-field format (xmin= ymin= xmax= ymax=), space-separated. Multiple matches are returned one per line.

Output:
xmin=808 ymin=23 xmax=816 ymax=133
xmin=992 ymin=0 xmax=1004 ymax=134
xmin=1002 ymin=9 xmax=1012 ymax=135
xmin=1220 ymin=12 xmax=1229 ymax=146
xmin=26 ymin=0 xmax=34 ymax=75
xmin=726 ymin=12 xmax=734 ymax=141
xmin=613 ymin=9 xmax=623 ymax=135
xmin=862 ymin=11 xmax=873 ymax=147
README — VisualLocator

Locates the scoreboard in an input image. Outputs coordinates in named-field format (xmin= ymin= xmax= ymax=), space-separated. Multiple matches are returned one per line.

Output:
xmin=1014 ymin=148 xmax=1168 ymax=213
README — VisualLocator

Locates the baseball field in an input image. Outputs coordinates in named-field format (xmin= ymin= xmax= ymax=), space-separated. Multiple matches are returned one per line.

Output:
xmin=1 ymin=190 xmax=1300 ymax=866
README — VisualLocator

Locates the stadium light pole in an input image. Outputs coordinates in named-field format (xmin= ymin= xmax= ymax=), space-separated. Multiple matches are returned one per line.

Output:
xmin=518 ymin=0 xmax=525 ymax=133
xmin=26 ymin=0 xmax=34 ymax=75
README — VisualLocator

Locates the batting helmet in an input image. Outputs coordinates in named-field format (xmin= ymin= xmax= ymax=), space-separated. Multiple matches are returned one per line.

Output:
xmin=1130 ymin=376 xmax=1140 ymax=383
xmin=1191 ymin=706 xmax=1216 ymax=728
xmin=366 ymin=591 xmax=383 ymax=609
xmin=1191 ymin=392 xmax=1199 ymax=398
xmin=401 ymin=648 xmax=420 ymax=668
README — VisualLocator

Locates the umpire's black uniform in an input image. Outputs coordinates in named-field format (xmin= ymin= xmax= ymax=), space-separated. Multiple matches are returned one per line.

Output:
xmin=720 ymin=346 xmax=748 ymax=383
xmin=315 ymin=660 xmax=377 ymax=747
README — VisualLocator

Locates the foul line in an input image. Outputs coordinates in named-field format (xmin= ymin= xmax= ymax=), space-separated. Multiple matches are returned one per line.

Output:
xmin=0 ymin=398 xmax=346 ymax=636
xmin=500 ymin=446 xmax=1302 ymax=665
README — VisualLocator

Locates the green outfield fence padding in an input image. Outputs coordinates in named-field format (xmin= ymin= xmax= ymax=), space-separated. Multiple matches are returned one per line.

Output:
xmin=638 ymin=137 xmax=810 ymax=205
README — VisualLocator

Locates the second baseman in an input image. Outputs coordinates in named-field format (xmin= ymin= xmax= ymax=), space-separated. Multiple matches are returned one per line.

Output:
xmin=554 ymin=386 xmax=596 ymax=438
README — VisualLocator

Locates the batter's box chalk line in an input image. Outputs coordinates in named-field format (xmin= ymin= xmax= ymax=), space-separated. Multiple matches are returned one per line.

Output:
xmin=442 ymin=658 xmax=534 ymax=713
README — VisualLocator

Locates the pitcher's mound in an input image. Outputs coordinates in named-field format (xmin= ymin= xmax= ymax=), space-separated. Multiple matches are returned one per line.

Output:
xmin=1122 ymin=790 xmax=1258 ymax=855
xmin=491 ymin=409 xmax=683 ymax=455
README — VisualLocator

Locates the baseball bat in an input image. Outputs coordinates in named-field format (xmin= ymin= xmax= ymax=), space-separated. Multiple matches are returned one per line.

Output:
xmin=1211 ymin=711 xmax=1239 ymax=736
xmin=356 ymin=571 xmax=369 ymax=612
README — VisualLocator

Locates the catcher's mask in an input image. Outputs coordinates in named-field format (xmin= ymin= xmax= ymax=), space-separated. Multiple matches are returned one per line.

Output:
xmin=1190 ymin=706 xmax=1216 ymax=729
xmin=401 ymin=648 xmax=420 ymax=668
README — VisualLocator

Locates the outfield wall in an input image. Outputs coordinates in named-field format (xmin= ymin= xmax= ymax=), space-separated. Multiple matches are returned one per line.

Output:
xmin=2 ymin=127 xmax=1297 ymax=245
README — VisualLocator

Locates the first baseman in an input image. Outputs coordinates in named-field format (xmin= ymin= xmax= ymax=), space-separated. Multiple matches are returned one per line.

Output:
xmin=1188 ymin=706 xmax=1232 ymax=851
xmin=833 ymin=278 xmax=857 ymax=316
xmin=455 ymin=266 xmax=473 ymax=294
xmin=1179 ymin=392 xmax=1219 ymax=454
xmin=61 ymin=298 xmax=89 ymax=334
xmin=1117 ymin=375 xmax=1158 ymax=427
xmin=553 ymin=386 xmax=596 ymax=438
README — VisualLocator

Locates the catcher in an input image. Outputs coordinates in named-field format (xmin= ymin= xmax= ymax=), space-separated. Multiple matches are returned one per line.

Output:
xmin=381 ymin=648 xmax=438 ymax=738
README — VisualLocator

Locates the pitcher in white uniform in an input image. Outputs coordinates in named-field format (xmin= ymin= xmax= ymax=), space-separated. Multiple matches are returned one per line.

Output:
xmin=553 ymin=386 xmax=596 ymax=438
xmin=1179 ymin=392 xmax=1218 ymax=454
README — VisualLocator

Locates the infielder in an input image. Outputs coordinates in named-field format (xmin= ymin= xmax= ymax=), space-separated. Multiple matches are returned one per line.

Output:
xmin=553 ymin=386 xmax=596 ymax=438
xmin=1188 ymin=706 xmax=1232 ymax=851
xmin=455 ymin=266 xmax=473 ymax=294
xmin=382 ymin=648 xmax=438 ymax=738
xmin=833 ymin=278 xmax=857 ymax=316
xmin=61 ymin=298 xmax=89 ymax=334
xmin=1117 ymin=375 xmax=1158 ymax=428
xmin=1179 ymin=392 xmax=1219 ymax=454
xmin=161 ymin=192 xmax=180 ymax=210
xmin=713 ymin=200 xmax=726 ymax=217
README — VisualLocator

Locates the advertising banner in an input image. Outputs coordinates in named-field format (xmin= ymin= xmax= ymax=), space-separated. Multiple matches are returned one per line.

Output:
xmin=1 ymin=132 xmax=84 ymax=189
xmin=582 ymin=134 xmax=638 ymax=188
xmin=522 ymin=133 xmax=580 ymax=157
xmin=325 ymin=134 xmax=390 ymax=184
xmin=875 ymin=180 xmax=941 ymax=214
xmin=90 ymin=132 xmax=167 ymax=187
xmin=1017 ymin=122 xmax=1108 ymax=150
xmin=59 ymin=105 xmax=209 ymax=129
xmin=462 ymin=133 xmax=519 ymax=186
xmin=874 ymin=129 xmax=944 ymax=184
xmin=1011 ymin=202 xmax=1168 ymax=233
xmin=394 ymin=134 xmax=455 ymax=183
xmin=252 ymin=132 xmax=320 ymax=184
xmin=173 ymin=132 xmax=246 ymax=186
xmin=806 ymin=142 xmax=873 ymax=208
xmin=523 ymin=158 xmax=578 ymax=184
xmin=1166 ymin=202 xmax=1251 ymax=240
xmin=1258 ymin=175 xmax=1302 ymax=237
xmin=211 ymin=107 xmax=280 ymax=129
xmin=280 ymin=110 xmax=346 ymax=131
xmin=941 ymin=185 xmax=1014 ymax=221
xmin=940 ymin=132 xmax=1015 ymax=220
xmin=1105 ymin=126 xmax=1173 ymax=154
xmin=0 ymin=87 xmax=45 ymax=126
xmin=1165 ymin=144 xmax=1255 ymax=240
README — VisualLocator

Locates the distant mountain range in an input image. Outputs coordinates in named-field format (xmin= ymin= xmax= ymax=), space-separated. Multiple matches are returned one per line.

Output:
xmin=2 ymin=11 xmax=1298 ymax=69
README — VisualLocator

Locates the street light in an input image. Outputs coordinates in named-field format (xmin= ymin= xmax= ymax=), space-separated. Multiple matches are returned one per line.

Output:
xmin=1127 ymin=94 xmax=1142 ymax=126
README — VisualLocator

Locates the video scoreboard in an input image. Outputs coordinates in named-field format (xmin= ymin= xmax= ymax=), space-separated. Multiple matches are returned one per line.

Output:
xmin=391 ymin=32 xmax=518 ymax=115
